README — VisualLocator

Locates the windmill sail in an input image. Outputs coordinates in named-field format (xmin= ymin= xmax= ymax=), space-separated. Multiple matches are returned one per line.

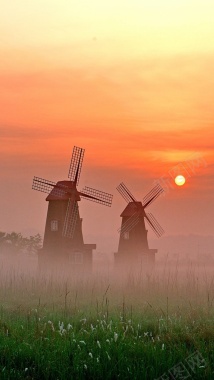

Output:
xmin=62 ymin=199 xmax=79 ymax=239
xmin=32 ymin=176 xmax=68 ymax=198
xmin=117 ymin=182 xmax=137 ymax=203
xmin=143 ymin=184 xmax=164 ymax=209
xmin=80 ymin=186 xmax=113 ymax=207
xmin=118 ymin=212 xmax=140 ymax=234
xmin=145 ymin=212 xmax=164 ymax=238
xmin=68 ymin=146 xmax=85 ymax=185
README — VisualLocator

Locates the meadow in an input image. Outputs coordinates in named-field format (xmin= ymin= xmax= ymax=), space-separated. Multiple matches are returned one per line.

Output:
xmin=0 ymin=256 xmax=213 ymax=380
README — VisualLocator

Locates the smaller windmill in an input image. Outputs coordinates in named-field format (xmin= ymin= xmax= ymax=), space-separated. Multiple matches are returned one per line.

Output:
xmin=115 ymin=182 xmax=164 ymax=268
xmin=32 ymin=146 xmax=113 ymax=269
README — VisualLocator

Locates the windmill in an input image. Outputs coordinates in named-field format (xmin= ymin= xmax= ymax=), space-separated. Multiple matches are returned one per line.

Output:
xmin=32 ymin=146 xmax=113 ymax=269
xmin=115 ymin=182 xmax=164 ymax=268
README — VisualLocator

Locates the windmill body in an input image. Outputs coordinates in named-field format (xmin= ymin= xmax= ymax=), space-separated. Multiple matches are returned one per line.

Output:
xmin=115 ymin=183 xmax=164 ymax=269
xmin=32 ymin=147 xmax=113 ymax=270
xmin=118 ymin=202 xmax=149 ymax=254
xmin=43 ymin=181 xmax=85 ymax=254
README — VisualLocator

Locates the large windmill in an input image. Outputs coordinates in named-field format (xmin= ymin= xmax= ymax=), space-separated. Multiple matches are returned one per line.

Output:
xmin=115 ymin=182 xmax=164 ymax=268
xmin=32 ymin=146 xmax=113 ymax=269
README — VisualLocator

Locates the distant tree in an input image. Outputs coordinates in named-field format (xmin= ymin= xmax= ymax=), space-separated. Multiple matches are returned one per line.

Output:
xmin=0 ymin=231 xmax=42 ymax=255
xmin=25 ymin=234 xmax=42 ymax=255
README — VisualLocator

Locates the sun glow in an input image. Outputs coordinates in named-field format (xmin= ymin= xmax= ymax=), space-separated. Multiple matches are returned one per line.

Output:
xmin=175 ymin=175 xmax=186 ymax=186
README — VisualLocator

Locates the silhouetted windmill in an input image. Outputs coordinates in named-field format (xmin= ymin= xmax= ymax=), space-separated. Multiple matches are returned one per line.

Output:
xmin=115 ymin=182 xmax=164 ymax=268
xmin=32 ymin=146 xmax=113 ymax=269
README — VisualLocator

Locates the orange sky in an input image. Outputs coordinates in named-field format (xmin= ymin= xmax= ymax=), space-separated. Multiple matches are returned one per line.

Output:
xmin=0 ymin=1 xmax=213 ymax=251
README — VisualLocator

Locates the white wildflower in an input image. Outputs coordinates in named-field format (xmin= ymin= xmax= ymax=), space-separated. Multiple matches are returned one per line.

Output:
xmin=89 ymin=352 xmax=93 ymax=358
xmin=58 ymin=321 xmax=64 ymax=331
xmin=67 ymin=323 xmax=72 ymax=331
xmin=84 ymin=364 xmax=87 ymax=370
xmin=79 ymin=340 xmax=86 ymax=345
xmin=25 ymin=368 xmax=28 ymax=372
xmin=58 ymin=321 xmax=66 ymax=335
xmin=80 ymin=318 xmax=87 ymax=324
xmin=97 ymin=340 xmax=101 ymax=349
xmin=107 ymin=321 xmax=112 ymax=331
xmin=59 ymin=330 xmax=66 ymax=335
xmin=48 ymin=321 xmax=55 ymax=331
xmin=162 ymin=343 xmax=165 ymax=350
xmin=123 ymin=326 xmax=128 ymax=337
xmin=114 ymin=332 xmax=118 ymax=342
xmin=97 ymin=357 xmax=100 ymax=363
xmin=106 ymin=339 xmax=110 ymax=344
xmin=106 ymin=351 xmax=111 ymax=361
xmin=144 ymin=332 xmax=149 ymax=337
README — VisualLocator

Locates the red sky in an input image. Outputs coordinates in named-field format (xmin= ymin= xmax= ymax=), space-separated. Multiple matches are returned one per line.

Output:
xmin=0 ymin=1 xmax=213 ymax=252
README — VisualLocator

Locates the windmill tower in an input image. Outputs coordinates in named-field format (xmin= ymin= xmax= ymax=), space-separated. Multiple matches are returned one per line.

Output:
xmin=32 ymin=146 xmax=113 ymax=269
xmin=115 ymin=182 xmax=164 ymax=269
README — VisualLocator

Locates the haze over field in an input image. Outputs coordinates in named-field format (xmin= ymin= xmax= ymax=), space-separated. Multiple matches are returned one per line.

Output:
xmin=0 ymin=1 xmax=213 ymax=256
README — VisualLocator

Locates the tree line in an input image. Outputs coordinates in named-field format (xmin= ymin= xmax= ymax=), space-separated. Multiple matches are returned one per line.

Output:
xmin=0 ymin=231 xmax=42 ymax=255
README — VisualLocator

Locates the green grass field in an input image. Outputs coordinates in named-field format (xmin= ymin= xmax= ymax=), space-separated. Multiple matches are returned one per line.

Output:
xmin=0 ymin=262 xmax=213 ymax=379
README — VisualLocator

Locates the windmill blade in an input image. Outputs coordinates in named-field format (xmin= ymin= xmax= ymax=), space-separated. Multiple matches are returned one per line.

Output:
xmin=80 ymin=186 xmax=113 ymax=207
xmin=62 ymin=200 xmax=79 ymax=239
xmin=147 ymin=212 xmax=165 ymax=236
xmin=143 ymin=183 xmax=163 ymax=204
xmin=143 ymin=188 xmax=163 ymax=209
xmin=143 ymin=184 xmax=164 ymax=209
xmin=68 ymin=146 xmax=85 ymax=185
xmin=117 ymin=182 xmax=137 ymax=203
xmin=32 ymin=176 xmax=67 ymax=197
xmin=118 ymin=212 xmax=140 ymax=234
xmin=145 ymin=212 xmax=164 ymax=238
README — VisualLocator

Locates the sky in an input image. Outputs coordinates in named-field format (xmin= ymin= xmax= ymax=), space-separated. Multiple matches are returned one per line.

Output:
xmin=0 ymin=0 xmax=214 ymax=253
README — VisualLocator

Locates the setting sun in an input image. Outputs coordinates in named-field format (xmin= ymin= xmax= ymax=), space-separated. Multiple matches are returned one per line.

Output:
xmin=175 ymin=175 xmax=186 ymax=186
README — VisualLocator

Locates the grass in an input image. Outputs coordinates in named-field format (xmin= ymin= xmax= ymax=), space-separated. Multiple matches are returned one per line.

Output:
xmin=0 ymin=260 xmax=213 ymax=379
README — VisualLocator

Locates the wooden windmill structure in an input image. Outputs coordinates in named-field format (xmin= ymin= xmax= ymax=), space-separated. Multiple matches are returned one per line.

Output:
xmin=115 ymin=182 xmax=164 ymax=268
xmin=32 ymin=146 xmax=113 ymax=269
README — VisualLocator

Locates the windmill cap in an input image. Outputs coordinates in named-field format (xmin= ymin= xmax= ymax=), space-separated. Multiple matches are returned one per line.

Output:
xmin=120 ymin=201 xmax=145 ymax=217
xmin=46 ymin=181 xmax=80 ymax=201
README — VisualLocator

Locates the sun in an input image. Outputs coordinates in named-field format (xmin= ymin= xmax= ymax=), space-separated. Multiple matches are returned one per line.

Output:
xmin=175 ymin=175 xmax=186 ymax=186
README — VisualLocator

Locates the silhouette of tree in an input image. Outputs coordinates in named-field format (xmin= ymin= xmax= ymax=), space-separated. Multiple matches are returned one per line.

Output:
xmin=0 ymin=231 xmax=42 ymax=255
